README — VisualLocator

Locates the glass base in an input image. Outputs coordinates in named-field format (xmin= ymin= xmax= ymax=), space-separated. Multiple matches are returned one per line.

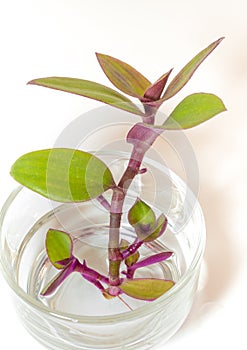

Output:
xmin=23 ymin=222 xmax=181 ymax=316
xmin=0 ymin=149 xmax=205 ymax=350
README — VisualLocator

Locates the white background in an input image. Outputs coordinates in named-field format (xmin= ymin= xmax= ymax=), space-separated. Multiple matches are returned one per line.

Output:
xmin=0 ymin=1 xmax=246 ymax=349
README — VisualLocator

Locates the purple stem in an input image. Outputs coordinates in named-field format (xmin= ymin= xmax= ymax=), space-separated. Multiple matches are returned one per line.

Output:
xmin=76 ymin=259 xmax=109 ymax=285
xmin=118 ymin=124 xmax=163 ymax=191
xmin=122 ymin=240 xmax=143 ymax=259
xmin=108 ymin=285 xmax=122 ymax=297
xmin=142 ymin=112 xmax=155 ymax=125
xmin=41 ymin=258 xmax=78 ymax=296
xmin=108 ymin=187 xmax=125 ymax=285
xmin=108 ymin=123 xmax=164 ymax=286
xmin=42 ymin=258 xmax=109 ymax=296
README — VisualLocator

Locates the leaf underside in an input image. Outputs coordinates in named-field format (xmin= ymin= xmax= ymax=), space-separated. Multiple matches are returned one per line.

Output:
xmin=10 ymin=148 xmax=115 ymax=202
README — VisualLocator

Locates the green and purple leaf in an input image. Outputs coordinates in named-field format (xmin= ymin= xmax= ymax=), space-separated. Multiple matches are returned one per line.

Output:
xmin=162 ymin=37 xmax=224 ymax=101
xmin=141 ymin=214 xmax=168 ymax=242
xmin=143 ymin=69 xmax=173 ymax=101
xmin=119 ymin=278 xmax=175 ymax=301
xmin=10 ymin=148 xmax=115 ymax=202
xmin=128 ymin=198 xmax=156 ymax=233
xmin=96 ymin=53 xmax=151 ymax=98
xmin=128 ymin=199 xmax=168 ymax=242
xmin=162 ymin=93 xmax=226 ymax=129
xmin=28 ymin=77 xmax=144 ymax=116
xmin=46 ymin=229 xmax=73 ymax=269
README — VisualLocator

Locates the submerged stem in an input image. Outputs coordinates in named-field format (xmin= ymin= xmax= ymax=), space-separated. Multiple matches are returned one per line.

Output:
xmin=108 ymin=187 xmax=124 ymax=285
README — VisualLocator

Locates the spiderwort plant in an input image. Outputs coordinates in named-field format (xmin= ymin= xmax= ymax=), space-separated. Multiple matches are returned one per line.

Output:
xmin=10 ymin=38 xmax=226 ymax=303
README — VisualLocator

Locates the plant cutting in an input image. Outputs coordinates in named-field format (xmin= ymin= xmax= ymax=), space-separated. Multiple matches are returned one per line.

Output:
xmin=0 ymin=37 xmax=226 ymax=349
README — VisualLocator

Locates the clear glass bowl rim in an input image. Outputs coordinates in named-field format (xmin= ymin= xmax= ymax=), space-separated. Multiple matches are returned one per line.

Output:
xmin=0 ymin=155 xmax=206 ymax=325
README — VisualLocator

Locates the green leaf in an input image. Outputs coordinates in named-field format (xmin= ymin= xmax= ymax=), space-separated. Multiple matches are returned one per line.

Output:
xmin=119 ymin=278 xmax=175 ymax=300
xmin=128 ymin=199 xmax=167 ymax=242
xmin=46 ymin=229 xmax=73 ymax=269
xmin=10 ymin=148 xmax=115 ymax=202
xmin=28 ymin=77 xmax=144 ymax=116
xmin=120 ymin=239 xmax=130 ymax=250
xmin=162 ymin=37 xmax=224 ymax=101
xmin=96 ymin=53 xmax=151 ymax=97
xmin=125 ymin=251 xmax=140 ymax=267
xmin=162 ymin=93 xmax=226 ymax=129
xmin=128 ymin=198 xmax=156 ymax=233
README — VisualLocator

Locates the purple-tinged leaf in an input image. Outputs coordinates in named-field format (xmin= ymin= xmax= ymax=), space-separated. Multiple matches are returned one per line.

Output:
xmin=55 ymin=258 xmax=73 ymax=267
xmin=141 ymin=214 xmax=168 ymax=242
xmin=128 ymin=198 xmax=156 ymax=234
xmin=96 ymin=53 xmax=151 ymax=98
xmin=46 ymin=229 xmax=73 ymax=269
xmin=162 ymin=37 xmax=225 ymax=101
xmin=128 ymin=198 xmax=168 ymax=242
xmin=125 ymin=252 xmax=173 ymax=278
xmin=143 ymin=69 xmax=173 ymax=101
xmin=41 ymin=258 xmax=78 ymax=296
xmin=162 ymin=93 xmax=227 ymax=129
xmin=28 ymin=77 xmax=144 ymax=116
xmin=119 ymin=278 xmax=175 ymax=301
